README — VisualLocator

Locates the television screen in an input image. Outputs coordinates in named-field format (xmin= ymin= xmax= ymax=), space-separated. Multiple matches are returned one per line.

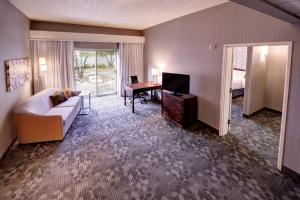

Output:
xmin=162 ymin=72 xmax=190 ymax=94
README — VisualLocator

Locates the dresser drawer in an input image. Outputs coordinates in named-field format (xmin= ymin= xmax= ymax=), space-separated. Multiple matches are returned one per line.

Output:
xmin=163 ymin=106 xmax=182 ymax=124
xmin=162 ymin=90 xmax=197 ymax=129
xmin=163 ymin=96 xmax=183 ymax=112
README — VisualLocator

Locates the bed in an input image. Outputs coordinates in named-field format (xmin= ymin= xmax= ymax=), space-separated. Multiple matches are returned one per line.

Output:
xmin=232 ymin=69 xmax=246 ymax=98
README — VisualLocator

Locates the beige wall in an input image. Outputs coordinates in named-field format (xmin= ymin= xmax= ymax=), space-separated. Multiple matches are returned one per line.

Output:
xmin=264 ymin=45 xmax=287 ymax=111
xmin=244 ymin=45 xmax=287 ymax=114
xmin=143 ymin=2 xmax=300 ymax=173
xmin=0 ymin=0 xmax=31 ymax=157
xmin=244 ymin=46 xmax=267 ymax=115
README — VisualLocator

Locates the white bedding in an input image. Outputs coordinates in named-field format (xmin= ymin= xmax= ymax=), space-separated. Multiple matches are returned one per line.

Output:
xmin=232 ymin=70 xmax=245 ymax=90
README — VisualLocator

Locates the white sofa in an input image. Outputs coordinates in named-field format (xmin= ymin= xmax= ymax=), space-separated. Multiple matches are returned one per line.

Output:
xmin=15 ymin=88 xmax=81 ymax=144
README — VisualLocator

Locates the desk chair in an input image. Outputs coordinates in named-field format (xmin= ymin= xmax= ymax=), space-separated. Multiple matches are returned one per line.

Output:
xmin=130 ymin=75 xmax=148 ymax=104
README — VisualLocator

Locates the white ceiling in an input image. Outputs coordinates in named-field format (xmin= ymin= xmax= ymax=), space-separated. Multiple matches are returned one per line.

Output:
xmin=9 ymin=0 xmax=228 ymax=30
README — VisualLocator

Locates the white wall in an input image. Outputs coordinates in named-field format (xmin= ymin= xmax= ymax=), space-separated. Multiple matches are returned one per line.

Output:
xmin=264 ymin=45 xmax=287 ymax=111
xmin=244 ymin=45 xmax=287 ymax=115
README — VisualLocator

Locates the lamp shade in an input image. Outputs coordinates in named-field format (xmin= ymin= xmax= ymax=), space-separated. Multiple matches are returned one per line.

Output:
xmin=151 ymin=68 xmax=159 ymax=76
xmin=39 ymin=57 xmax=47 ymax=72
xmin=39 ymin=57 xmax=46 ymax=65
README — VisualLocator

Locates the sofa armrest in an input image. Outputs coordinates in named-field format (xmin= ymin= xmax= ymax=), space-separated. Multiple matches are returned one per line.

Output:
xmin=15 ymin=113 xmax=64 ymax=144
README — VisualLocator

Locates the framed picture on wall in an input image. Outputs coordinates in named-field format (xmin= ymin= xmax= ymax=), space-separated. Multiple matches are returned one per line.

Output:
xmin=5 ymin=58 xmax=31 ymax=92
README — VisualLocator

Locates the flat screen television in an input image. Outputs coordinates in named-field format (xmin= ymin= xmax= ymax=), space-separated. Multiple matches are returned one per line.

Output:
xmin=162 ymin=72 xmax=190 ymax=95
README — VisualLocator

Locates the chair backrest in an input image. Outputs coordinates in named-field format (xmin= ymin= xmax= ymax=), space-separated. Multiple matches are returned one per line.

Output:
xmin=130 ymin=75 xmax=139 ymax=84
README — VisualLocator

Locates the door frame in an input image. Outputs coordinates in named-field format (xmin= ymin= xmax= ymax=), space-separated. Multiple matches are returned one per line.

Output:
xmin=219 ymin=41 xmax=293 ymax=170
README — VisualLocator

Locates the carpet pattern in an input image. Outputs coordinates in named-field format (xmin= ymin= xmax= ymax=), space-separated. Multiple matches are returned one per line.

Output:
xmin=230 ymin=97 xmax=282 ymax=167
xmin=0 ymin=95 xmax=299 ymax=200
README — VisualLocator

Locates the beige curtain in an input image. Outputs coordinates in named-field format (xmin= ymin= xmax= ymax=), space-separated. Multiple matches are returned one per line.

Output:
xmin=31 ymin=40 xmax=74 ymax=93
xmin=117 ymin=43 xmax=144 ymax=96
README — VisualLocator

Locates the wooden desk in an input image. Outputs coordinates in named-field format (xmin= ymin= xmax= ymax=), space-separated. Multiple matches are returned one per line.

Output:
xmin=124 ymin=82 xmax=162 ymax=113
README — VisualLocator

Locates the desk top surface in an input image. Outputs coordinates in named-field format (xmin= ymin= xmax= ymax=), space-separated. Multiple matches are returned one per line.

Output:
xmin=125 ymin=82 xmax=161 ymax=90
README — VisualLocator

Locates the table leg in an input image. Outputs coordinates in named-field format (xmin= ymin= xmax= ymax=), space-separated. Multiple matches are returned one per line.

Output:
xmin=132 ymin=91 xmax=135 ymax=113
xmin=124 ymin=90 xmax=126 ymax=106
xmin=88 ymin=93 xmax=91 ymax=108
xmin=161 ymin=90 xmax=163 ymax=114
xmin=150 ymin=90 xmax=153 ymax=100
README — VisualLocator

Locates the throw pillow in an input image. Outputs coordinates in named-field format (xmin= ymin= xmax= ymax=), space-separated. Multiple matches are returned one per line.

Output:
xmin=63 ymin=88 xmax=72 ymax=98
xmin=50 ymin=91 xmax=68 ymax=106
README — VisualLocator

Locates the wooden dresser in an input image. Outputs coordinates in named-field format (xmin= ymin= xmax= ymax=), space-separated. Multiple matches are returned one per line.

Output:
xmin=162 ymin=90 xmax=197 ymax=128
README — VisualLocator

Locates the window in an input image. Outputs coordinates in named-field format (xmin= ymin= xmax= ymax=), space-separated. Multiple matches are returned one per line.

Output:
xmin=74 ymin=50 xmax=117 ymax=96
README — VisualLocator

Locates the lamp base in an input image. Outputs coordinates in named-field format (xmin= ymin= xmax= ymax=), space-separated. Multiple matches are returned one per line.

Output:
xmin=38 ymin=75 xmax=46 ymax=91
xmin=153 ymin=75 xmax=157 ymax=84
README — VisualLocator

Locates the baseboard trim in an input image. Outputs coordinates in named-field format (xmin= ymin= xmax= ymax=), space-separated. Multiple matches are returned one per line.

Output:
xmin=0 ymin=138 xmax=17 ymax=163
xmin=264 ymin=107 xmax=282 ymax=114
xmin=243 ymin=107 xmax=282 ymax=118
xmin=198 ymin=120 xmax=219 ymax=134
xmin=281 ymin=166 xmax=300 ymax=183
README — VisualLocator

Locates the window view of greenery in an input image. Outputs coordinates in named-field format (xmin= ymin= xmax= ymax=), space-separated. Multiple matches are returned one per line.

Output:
xmin=74 ymin=50 xmax=117 ymax=96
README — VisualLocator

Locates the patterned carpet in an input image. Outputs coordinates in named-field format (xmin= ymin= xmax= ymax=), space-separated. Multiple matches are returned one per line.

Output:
xmin=230 ymin=97 xmax=282 ymax=168
xmin=0 ymin=95 xmax=299 ymax=200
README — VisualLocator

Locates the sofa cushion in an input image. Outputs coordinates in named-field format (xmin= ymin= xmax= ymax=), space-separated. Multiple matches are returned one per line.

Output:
xmin=15 ymin=88 xmax=59 ymax=115
xmin=46 ymin=107 xmax=74 ymax=125
xmin=56 ymin=96 xmax=81 ymax=108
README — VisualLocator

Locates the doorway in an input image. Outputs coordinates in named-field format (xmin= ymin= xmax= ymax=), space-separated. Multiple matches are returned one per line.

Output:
xmin=219 ymin=42 xmax=292 ymax=170
xmin=74 ymin=50 xmax=117 ymax=96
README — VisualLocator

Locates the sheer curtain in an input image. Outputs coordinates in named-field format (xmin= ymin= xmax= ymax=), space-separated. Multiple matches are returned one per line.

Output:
xmin=117 ymin=43 xmax=144 ymax=96
xmin=31 ymin=40 xmax=74 ymax=93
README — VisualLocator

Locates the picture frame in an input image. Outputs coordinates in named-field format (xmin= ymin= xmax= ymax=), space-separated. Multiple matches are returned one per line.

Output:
xmin=5 ymin=58 xmax=31 ymax=92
